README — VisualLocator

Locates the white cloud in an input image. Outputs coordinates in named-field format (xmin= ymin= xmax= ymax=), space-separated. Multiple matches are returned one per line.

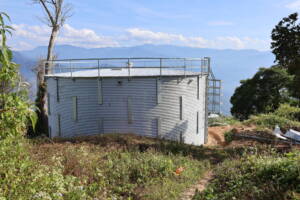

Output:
xmin=12 ymin=41 xmax=34 ymax=51
xmin=12 ymin=24 xmax=50 ymax=42
xmin=124 ymin=28 xmax=268 ymax=50
xmin=285 ymin=0 xmax=300 ymax=10
xmin=58 ymin=24 xmax=119 ymax=48
xmin=125 ymin=28 xmax=210 ymax=48
xmin=208 ymin=21 xmax=234 ymax=26
xmin=10 ymin=24 xmax=119 ymax=50
xmin=213 ymin=36 xmax=244 ymax=49
xmin=125 ymin=28 xmax=189 ymax=44
xmin=9 ymin=24 xmax=269 ymax=51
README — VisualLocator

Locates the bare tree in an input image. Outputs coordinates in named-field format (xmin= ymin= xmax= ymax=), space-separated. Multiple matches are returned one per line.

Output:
xmin=33 ymin=0 xmax=72 ymax=135
xmin=33 ymin=0 xmax=72 ymax=73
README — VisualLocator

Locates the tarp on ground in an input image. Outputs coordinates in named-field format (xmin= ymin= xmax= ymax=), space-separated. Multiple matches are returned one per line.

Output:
xmin=284 ymin=129 xmax=300 ymax=142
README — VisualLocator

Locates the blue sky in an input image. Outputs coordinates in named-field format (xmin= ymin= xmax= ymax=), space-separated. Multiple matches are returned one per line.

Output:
xmin=2 ymin=0 xmax=300 ymax=50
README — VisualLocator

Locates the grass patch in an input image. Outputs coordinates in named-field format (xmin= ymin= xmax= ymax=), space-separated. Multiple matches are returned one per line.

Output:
xmin=244 ymin=104 xmax=300 ymax=130
xmin=193 ymin=149 xmax=300 ymax=200
xmin=208 ymin=116 xmax=240 ymax=127
xmin=3 ymin=133 xmax=293 ymax=199
xmin=28 ymin=135 xmax=212 ymax=199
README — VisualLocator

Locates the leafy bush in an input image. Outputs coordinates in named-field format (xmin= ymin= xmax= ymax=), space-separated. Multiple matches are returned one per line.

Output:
xmin=193 ymin=150 xmax=300 ymax=200
xmin=0 ymin=137 xmax=97 ymax=200
xmin=224 ymin=130 xmax=234 ymax=143
xmin=0 ymin=13 xmax=36 ymax=139
xmin=244 ymin=104 xmax=300 ymax=130
xmin=273 ymin=103 xmax=300 ymax=120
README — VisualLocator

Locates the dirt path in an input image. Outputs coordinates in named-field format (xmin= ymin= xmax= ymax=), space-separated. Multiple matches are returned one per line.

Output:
xmin=180 ymin=170 xmax=214 ymax=200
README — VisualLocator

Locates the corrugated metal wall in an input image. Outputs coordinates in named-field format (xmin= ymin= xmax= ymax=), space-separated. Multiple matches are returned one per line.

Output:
xmin=47 ymin=75 xmax=207 ymax=145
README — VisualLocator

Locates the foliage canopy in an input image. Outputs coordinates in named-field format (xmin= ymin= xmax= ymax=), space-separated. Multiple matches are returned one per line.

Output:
xmin=230 ymin=66 xmax=293 ymax=120
xmin=271 ymin=12 xmax=300 ymax=99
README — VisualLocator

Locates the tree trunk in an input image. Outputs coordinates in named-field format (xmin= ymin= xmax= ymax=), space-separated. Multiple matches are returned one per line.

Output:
xmin=35 ymin=26 xmax=59 ymax=136
xmin=46 ymin=26 xmax=59 ymax=74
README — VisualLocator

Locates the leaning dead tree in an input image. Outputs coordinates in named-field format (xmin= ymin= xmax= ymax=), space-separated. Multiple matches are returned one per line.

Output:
xmin=33 ymin=0 xmax=72 ymax=136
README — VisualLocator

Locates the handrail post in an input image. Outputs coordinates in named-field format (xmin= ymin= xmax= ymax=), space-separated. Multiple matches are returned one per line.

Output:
xmin=97 ymin=59 xmax=100 ymax=77
xmin=159 ymin=58 xmax=162 ymax=78
xmin=184 ymin=58 xmax=186 ymax=77
xmin=204 ymin=57 xmax=211 ymax=75
xmin=128 ymin=58 xmax=131 ymax=79
xmin=70 ymin=61 xmax=72 ymax=77
xmin=201 ymin=59 xmax=204 ymax=74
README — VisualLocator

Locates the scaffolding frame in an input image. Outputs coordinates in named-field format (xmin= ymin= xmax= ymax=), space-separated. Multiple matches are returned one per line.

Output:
xmin=204 ymin=57 xmax=221 ymax=115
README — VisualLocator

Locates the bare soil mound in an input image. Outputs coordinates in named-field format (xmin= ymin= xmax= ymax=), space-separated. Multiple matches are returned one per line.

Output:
xmin=206 ymin=126 xmax=231 ymax=146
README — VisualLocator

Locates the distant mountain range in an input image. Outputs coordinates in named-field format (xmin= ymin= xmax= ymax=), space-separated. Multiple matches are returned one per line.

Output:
xmin=13 ymin=44 xmax=275 ymax=115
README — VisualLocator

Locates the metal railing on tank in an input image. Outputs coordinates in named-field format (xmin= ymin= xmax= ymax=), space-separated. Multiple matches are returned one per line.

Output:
xmin=44 ymin=57 xmax=211 ymax=77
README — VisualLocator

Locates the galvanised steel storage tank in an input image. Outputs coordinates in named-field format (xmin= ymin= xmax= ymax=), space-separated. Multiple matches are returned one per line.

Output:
xmin=45 ymin=57 xmax=214 ymax=145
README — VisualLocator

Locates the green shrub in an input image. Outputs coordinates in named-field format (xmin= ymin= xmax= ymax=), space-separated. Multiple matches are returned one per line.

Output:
xmin=224 ymin=130 xmax=234 ymax=143
xmin=0 ymin=12 xmax=37 ymax=140
xmin=244 ymin=104 xmax=300 ymax=130
xmin=193 ymin=150 xmax=300 ymax=200
xmin=0 ymin=137 xmax=97 ymax=200
xmin=273 ymin=103 xmax=300 ymax=120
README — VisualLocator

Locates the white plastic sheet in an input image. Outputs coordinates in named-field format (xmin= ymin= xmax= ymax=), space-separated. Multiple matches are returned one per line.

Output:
xmin=284 ymin=129 xmax=300 ymax=141
xmin=272 ymin=125 xmax=287 ymax=140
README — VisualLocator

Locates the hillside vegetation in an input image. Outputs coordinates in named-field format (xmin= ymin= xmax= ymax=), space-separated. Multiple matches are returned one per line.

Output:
xmin=28 ymin=135 xmax=211 ymax=199
xmin=192 ymin=103 xmax=300 ymax=200
xmin=2 ymin=134 xmax=211 ymax=199
xmin=193 ymin=150 xmax=300 ymax=200
xmin=6 ymin=132 xmax=299 ymax=200
xmin=244 ymin=104 xmax=300 ymax=131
